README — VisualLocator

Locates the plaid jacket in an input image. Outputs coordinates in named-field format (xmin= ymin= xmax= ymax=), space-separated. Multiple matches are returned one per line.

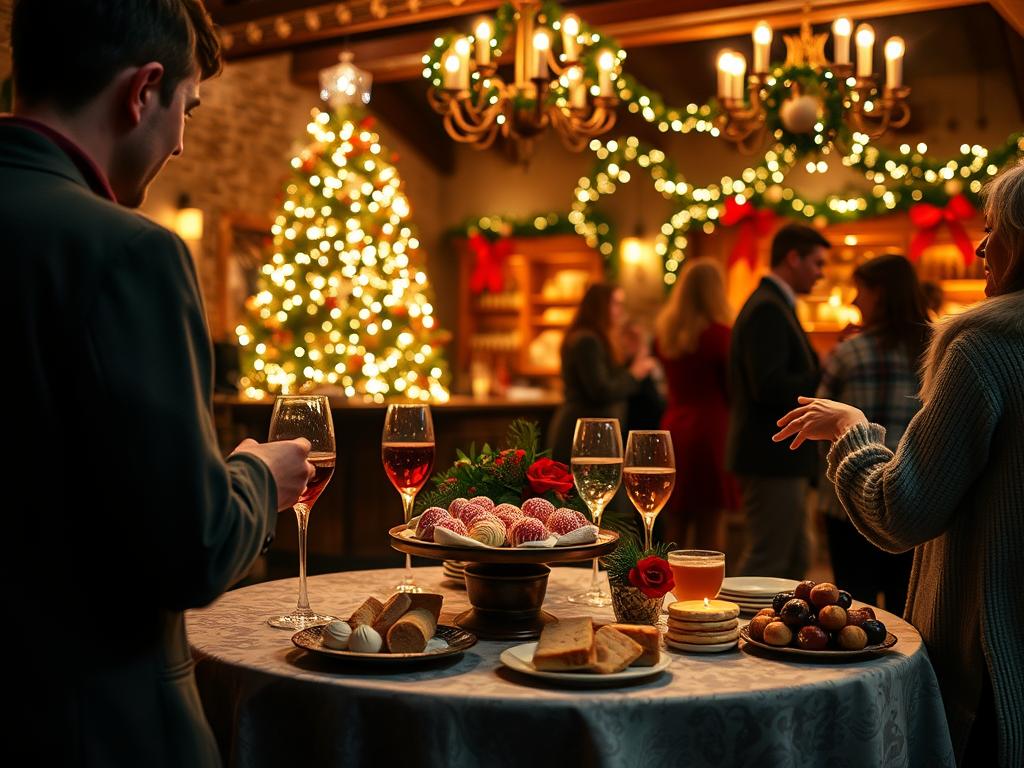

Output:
xmin=817 ymin=329 xmax=923 ymax=517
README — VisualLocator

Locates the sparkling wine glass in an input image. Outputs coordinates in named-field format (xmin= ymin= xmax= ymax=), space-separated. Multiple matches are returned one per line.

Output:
xmin=267 ymin=395 xmax=337 ymax=630
xmin=624 ymin=430 xmax=676 ymax=552
xmin=382 ymin=404 xmax=435 ymax=593
xmin=567 ymin=418 xmax=623 ymax=607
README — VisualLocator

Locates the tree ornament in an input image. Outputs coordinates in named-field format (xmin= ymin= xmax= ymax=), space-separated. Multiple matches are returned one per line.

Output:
xmin=779 ymin=93 xmax=822 ymax=134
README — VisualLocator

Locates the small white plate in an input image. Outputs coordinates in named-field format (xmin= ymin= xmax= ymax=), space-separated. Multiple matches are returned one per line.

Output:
xmin=500 ymin=642 xmax=671 ymax=684
xmin=720 ymin=577 xmax=799 ymax=595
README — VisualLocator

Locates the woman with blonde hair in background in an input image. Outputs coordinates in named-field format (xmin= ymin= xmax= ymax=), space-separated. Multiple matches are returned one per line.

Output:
xmin=654 ymin=259 xmax=737 ymax=551
xmin=774 ymin=161 xmax=1024 ymax=766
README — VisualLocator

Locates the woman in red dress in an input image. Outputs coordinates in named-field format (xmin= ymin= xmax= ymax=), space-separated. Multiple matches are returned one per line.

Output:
xmin=654 ymin=259 xmax=737 ymax=551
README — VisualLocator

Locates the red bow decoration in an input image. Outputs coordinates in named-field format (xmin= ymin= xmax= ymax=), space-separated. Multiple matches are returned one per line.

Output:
xmin=469 ymin=233 xmax=513 ymax=293
xmin=720 ymin=196 xmax=776 ymax=270
xmin=909 ymin=194 xmax=977 ymax=266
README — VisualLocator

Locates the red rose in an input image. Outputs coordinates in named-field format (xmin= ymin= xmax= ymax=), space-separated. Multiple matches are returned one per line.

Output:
xmin=526 ymin=457 xmax=573 ymax=495
xmin=628 ymin=556 xmax=675 ymax=599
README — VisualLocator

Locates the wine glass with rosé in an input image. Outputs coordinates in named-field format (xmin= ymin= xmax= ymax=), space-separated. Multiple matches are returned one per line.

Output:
xmin=623 ymin=430 xmax=676 ymax=552
xmin=382 ymin=404 xmax=435 ymax=593
xmin=267 ymin=395 xmax=337 ymax=630
xmin=568 ymin=418 xmax=623 ymax=607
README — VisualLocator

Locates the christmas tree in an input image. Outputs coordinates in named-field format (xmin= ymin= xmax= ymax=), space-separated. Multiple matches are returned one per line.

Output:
xmin=236 ymin=106 xmax=451 ymax=403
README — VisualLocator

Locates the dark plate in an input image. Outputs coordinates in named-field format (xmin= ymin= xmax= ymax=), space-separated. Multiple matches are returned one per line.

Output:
xmin=292 ymin=624 xmax=476 ymax=663
xmin=739 ymin=625 xmax=897 ymax=658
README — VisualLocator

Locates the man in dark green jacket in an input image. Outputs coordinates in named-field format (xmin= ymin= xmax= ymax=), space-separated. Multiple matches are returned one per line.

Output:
xmin=5 ymin=2 xmax=314 ymax=765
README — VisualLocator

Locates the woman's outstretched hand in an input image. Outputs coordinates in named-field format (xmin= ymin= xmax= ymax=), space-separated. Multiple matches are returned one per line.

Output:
xmin=772 ymin=397 xmax=869 ymax=450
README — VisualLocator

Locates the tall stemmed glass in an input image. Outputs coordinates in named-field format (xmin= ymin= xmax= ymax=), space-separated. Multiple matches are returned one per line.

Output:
xmin=624 ymin=430 xmax=676 ymax=552
xmin=568 ymin=418 xmax=623 ymax=607
xmin=267 ymin=395 xmax=337 ymax=630
xmin=382 ymin=404 xmax=435 ymax=593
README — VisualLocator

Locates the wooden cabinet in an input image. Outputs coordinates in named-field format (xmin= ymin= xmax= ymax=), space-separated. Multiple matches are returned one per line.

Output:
xmin=454 ymin=235 xmax=605 ymax=388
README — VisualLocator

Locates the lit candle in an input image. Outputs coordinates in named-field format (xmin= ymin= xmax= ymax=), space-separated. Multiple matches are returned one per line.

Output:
xmin=597 ymin=49 xmax=615 ymax=96
xmin=730 ymin=51 xmax=747 ymax=101
xmin=752 ymin=21 xmax=772 ymax=74
xmin=533 ymin=29 xmax=550 ymax=79
xmin=832 ymin=17 xmax=852 ymax=65
xmin=561 ymin=13 xmax=580 ymax=62
xmin=855 ymin=23 xmax=875 ymax=78
xmin=474 ymin=19 xmax=492 ymax=66
xmin=884 ymin=36 xmax=905 ymax=89
xmin=442 ymin=51 xmax=462 ymax=90
xmin=671 ymin=598 xmax=741 ymax=617
xmin=716 ymin=49 xmax=735 ymax=101
xmin=567 ymin=65 xmax=586 ymax=109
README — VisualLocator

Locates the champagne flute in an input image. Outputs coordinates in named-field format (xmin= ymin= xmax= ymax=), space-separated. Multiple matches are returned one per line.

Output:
xmin=624 ymin=430 xmax=676 ymax=552
xmin=567 ymin=418 xmax=623 ymax=607
xmin=382 ymin=404 xmax=435 ymax=593
xmin=267 ymin=395 xmax=337 ymax=630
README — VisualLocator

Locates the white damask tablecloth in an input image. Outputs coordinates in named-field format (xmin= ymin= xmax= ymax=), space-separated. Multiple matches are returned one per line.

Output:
xmin=187 ymin=567 xmax=954 ymax=768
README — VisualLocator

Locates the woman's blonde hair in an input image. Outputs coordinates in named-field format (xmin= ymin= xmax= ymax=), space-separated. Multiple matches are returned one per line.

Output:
xmin=981 ymin=159 xmax=1024 ymax=294
xmin=655 ymin=259 xmax=732 ymax=358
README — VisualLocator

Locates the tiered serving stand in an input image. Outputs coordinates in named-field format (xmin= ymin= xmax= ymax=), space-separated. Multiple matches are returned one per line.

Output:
xmin=389 ymin=525 xmax=619 ymax=640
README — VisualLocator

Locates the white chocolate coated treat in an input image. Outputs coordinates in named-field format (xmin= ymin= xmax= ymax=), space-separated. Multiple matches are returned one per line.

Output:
xmin=348 ymin=624 xmax=383 ymax=653
xmin=469 ymin=517 xmax=506 ymax=547
xmin=321 ymin=620 xmax=352 ymax=650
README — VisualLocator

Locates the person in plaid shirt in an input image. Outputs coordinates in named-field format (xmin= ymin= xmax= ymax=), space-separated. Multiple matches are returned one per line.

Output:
xmin=817 ymin=254 xmax=931 ymax=615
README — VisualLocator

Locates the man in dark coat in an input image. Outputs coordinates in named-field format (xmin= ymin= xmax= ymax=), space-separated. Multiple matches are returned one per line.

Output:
xmin=5 ymin=2 xmax=314 ymax=765
xmin=726 ymin=224 xmax=828 ymax=579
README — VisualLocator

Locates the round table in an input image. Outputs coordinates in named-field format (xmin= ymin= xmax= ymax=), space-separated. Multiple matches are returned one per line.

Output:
xmin=188 ymin=567 xmax=954 ymax=768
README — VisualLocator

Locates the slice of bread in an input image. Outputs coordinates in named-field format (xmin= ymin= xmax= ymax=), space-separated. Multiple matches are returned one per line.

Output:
xmin=386 ymin=608 xmax=437 ymax=653
xmin=372 ymin=593 xmax=412 ymax=636
xmin=605 ymin=623 xmax=661 ymax=666
xmin=346 ymin=596 xmax=384 ymax=630
xmin=590 ymin=626 xmax=644 ymax=674
xmin=406 ymin=593 xmax=444 ymax=623
xmin=533 ymin=617 xmax=596 ymax=671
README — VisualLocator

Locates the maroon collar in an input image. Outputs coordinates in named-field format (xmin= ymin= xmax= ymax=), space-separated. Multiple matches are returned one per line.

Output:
xmin=0 ymin=115 xmax=117 ymax=202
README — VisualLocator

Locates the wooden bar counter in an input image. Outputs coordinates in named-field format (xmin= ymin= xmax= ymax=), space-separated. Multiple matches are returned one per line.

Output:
xmin=213 ymin=395 xmax=562 ymax=575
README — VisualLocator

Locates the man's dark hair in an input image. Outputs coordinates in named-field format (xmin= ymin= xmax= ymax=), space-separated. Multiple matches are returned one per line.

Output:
xmin=770 ymin=223 xmax=831 ymax=267
xmin=12 ymin=0 xmax=222 ymax=113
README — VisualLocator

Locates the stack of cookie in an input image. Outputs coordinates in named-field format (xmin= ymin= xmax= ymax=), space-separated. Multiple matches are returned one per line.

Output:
xmin=665 ymin=599 xmax=741 ymax=653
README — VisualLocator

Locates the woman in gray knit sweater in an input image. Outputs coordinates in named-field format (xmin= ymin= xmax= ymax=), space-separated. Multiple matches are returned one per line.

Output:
xmin=774 ymin=162 xmax=1024 ymax=767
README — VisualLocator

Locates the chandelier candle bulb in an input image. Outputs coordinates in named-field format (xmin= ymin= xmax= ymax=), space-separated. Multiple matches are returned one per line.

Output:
xmin=752 ymin=21 xmax=772 ymax=74
xmin=454 ymin=37 xmax=472 ymax=88
xmin=567 ymin=65 xmax=586 ymax=108
xmin=832 ymin=17 xmax=852 ymax=65
xmin=884 ymin=36 xmax=905 ymax=89
xmin=855 ymin=23 xmax=875 ymax=78
xmin=561 ymin=14 xmax=580 ymax=62
xmin=442 ymin=51 xmax=464 ymax=90
xmin=730 ymin=51 xmax=747 ymax=101
xmin=597 ymin=49 xmax=615 ymax=96
xmin=533 ymin=29 xmax=551 ymax=79
xmin=474 ymin=20 xmax=492 ymax=66
xmin=716 ymin=49 xmax=736 ymax=100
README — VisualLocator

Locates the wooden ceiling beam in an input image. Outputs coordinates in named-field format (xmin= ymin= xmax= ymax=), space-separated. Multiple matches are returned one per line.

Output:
xmin=290 ymin=0 xmax=984 ymax=85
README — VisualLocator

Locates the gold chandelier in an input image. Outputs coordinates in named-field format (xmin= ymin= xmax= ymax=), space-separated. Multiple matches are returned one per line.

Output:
xmin=426 ymin=1 xmax=620 ymax=159
xmin=715 ymin=12 xmax=910 ymax=153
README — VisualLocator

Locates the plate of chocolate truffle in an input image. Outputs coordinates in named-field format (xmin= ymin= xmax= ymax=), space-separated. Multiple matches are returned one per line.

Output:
xmin=292 ymin=592 xmax=477 ymax=663
xmin=739 ymin=581 xmax=897 ymax=659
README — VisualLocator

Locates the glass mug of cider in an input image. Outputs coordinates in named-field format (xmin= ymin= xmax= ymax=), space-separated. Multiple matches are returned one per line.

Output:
xmin=668 ymin=550 xmax=725 ymax=601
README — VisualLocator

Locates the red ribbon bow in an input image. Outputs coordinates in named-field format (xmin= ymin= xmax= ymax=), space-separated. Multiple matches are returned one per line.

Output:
xmin=909 ymin=194 xmax=977 ymax=266
xmin=469 ymin=233 xmax=513 ymax=293
xmin=720 ymin=196 xmax=776 ymax=270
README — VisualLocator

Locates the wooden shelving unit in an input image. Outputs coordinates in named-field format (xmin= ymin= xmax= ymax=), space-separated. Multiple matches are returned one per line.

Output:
xmin=455 ymin=235 xmax=605 ymax=389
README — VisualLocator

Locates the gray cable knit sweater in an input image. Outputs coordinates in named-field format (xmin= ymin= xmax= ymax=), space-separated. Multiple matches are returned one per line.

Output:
xmin=827 ymin=289 xmax=1023 ymax=767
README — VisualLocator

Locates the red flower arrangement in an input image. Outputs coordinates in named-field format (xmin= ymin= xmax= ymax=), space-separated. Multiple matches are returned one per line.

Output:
xmin=628 ymin=556 xmax=675 ymax=599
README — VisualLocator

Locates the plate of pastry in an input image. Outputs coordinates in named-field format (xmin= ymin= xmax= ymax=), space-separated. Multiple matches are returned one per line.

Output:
xmin=499 ymin=618 xmax=671 ymax=684
xmin=292 ymin=592 xmax=477 ymax=663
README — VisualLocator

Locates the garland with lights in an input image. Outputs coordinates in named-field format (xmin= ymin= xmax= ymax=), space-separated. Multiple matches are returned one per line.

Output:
xmin=573 ymin=131 xmax=1023 ymax=284
xmin=235 ymin=107 xmax=452 ymax=402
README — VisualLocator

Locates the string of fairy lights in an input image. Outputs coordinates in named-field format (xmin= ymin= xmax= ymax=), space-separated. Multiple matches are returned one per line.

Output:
xmin=236 ymin=108 xmax=451 ymax=401
xmin=424 ymin=1 xmax=1024 ymax=283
